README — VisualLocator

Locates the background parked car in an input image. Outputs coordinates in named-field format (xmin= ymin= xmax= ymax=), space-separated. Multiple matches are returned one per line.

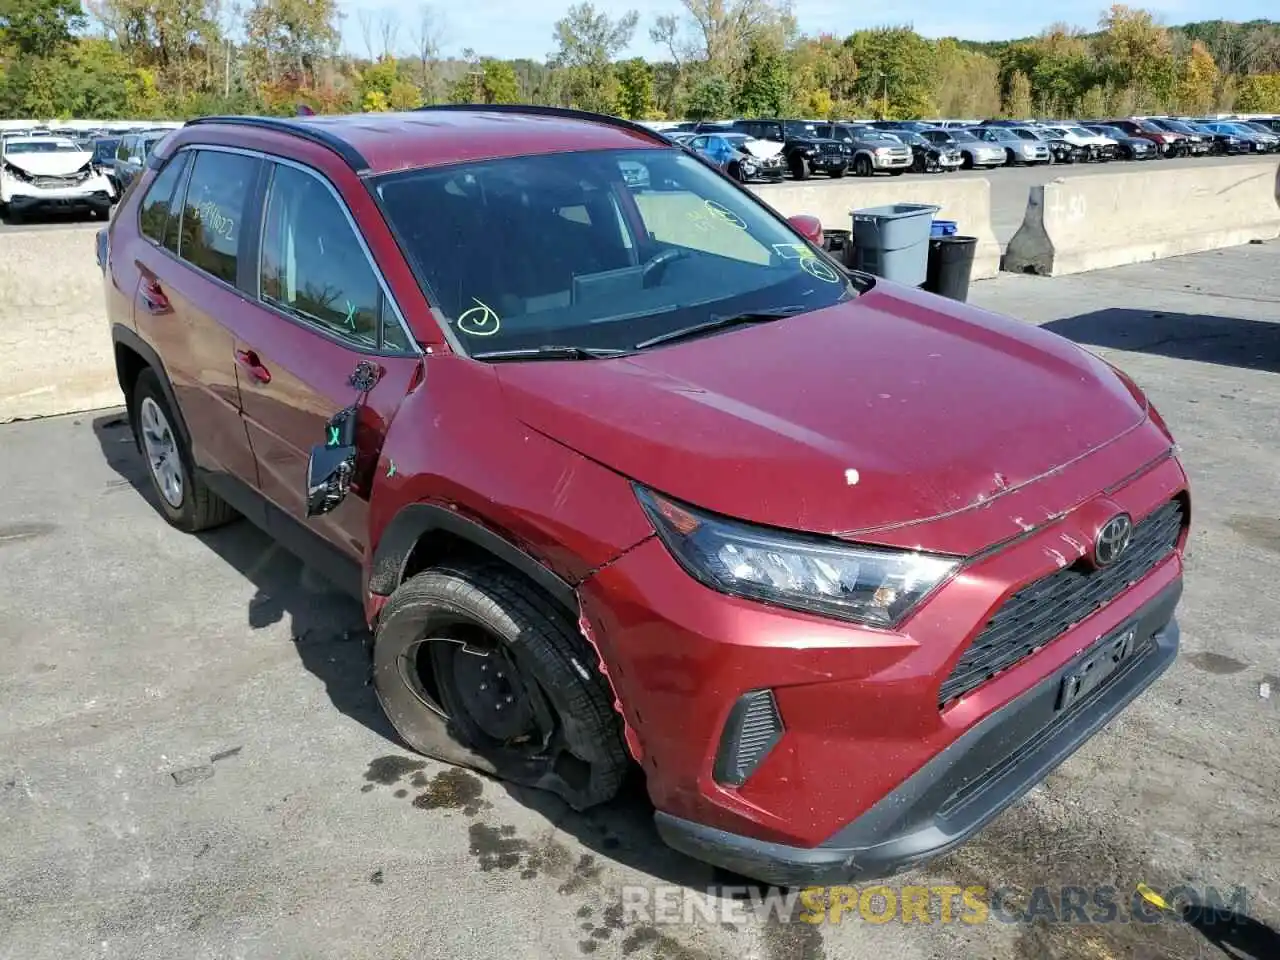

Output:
xmin=1084 ymin=124 xmax=1158 ymax=159
xmin=1102 ymin=118 xmax=1185 ymax=156
xmin=888 ymin=129 xmax=962 ymax=173
xmin=1041 ymin=124 xmax=1117 ymax=161
xmin=1196 ymin=120 xmax=1274 ymax=153
xmin=112 ymin=133 xmax=167 ymax=192
xmin=1233 ymin=120 xmax=1280 ymax=151
xmin=1144 ymin=118 xmax=1211 ymax=155
xmin=814 ymin=123 xmax=912 ymax=176
xmin=945 ymin=127 xmax=1005 ymax=168
xmin=970 ymin=126 xmax=1051 ymax=165
xmin=686 ymin=132 xmax=786 ymax=182
xmin=731 ymin=118 xmax=850 ymax=179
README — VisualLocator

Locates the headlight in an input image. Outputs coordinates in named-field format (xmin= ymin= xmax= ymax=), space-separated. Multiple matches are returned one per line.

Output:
xmin=874 ymin=146 xmax=890 ymax=155
xmin=635 ymin=486 xmax=959 ymax=627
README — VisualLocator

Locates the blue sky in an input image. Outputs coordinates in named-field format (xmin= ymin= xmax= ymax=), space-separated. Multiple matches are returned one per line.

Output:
xmin=336 ymin=0 xmax=1275 ymax=60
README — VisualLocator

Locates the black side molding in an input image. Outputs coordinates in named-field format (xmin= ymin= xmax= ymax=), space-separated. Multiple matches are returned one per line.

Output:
xmin=368 ymin=503 xmax=576 ymax=610
xmin=110 ymin=325 xmax=190 ymax=449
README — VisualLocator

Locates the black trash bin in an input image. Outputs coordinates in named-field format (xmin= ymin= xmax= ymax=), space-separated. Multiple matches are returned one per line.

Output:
xmin=924 ymin=235 xmax=978 ymax=302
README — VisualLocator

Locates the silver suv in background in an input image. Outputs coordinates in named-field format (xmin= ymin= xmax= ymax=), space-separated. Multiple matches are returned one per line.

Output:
xmin=814 ymin=123 xmax=912 ymax=176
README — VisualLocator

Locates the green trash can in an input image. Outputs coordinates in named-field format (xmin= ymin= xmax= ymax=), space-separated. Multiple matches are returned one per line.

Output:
xmin=850 ymin=202 xmax=939 ymax=286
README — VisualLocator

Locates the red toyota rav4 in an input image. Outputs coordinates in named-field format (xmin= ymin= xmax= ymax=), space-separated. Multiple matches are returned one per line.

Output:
xmin=99 ymin=106 xmax=1189 ymax=886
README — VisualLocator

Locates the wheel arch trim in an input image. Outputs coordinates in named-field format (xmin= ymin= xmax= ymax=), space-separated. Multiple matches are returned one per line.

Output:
xmin=111 ymin=323 xmax=191 ymax=450
xmin=368 ymin=503 xmax=577 ymax=611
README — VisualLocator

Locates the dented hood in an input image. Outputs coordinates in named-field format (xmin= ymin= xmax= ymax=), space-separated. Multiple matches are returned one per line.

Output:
xmin=3 ymin=149 xmax=92 ymax=177
xmin=496 ymin=285 xmax=1148 ymax=550
xmin=741 ymin=139 xmax=784 ymax=160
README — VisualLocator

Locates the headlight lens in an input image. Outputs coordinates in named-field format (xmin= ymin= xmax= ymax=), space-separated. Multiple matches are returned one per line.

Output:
xmin=635 ymin=486 xmax=959 ymax=627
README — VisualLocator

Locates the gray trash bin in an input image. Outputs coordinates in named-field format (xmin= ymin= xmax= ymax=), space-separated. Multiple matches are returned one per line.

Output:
xmin=850 ymin=202 xmax=939 ymax=286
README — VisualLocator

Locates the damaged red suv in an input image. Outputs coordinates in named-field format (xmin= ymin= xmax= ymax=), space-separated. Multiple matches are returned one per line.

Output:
xmin=99 ymin=106 xmax=1189 ymax=886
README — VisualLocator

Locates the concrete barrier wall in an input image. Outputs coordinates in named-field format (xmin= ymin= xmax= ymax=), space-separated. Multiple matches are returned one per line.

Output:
xmin=1003 ymin=158 xmax=1280 ymax=276
xmin=0 ymin=228 xmax=120 ymax=423
xmin=750 ymin=178 xmax=1001 ymax=280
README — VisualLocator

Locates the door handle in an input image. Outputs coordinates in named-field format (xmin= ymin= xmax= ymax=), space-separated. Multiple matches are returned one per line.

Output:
xmin=235 ymin=349 xmax=272 ymax=384
xmin=138 ymin=277 xmax=170 ymax=314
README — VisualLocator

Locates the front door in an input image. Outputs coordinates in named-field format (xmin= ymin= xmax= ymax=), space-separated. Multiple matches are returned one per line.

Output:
xmin=234 ymin=159 xmax=423 ymax=560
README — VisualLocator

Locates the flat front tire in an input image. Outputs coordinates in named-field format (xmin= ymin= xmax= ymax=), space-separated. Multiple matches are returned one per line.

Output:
xmin=372 ymin=561 xmax=629 ymax=811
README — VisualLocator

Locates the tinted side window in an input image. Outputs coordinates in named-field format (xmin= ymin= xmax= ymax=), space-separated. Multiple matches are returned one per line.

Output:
xmin=138 ymin=153 xmax=188 ymax=245
xmin=259 ymin=163 xmax=387 ymax=349
xmin=116 ymin=137 xmax=132 ymax=161
xmin=178 ymin=150 xmax=258 ymax=285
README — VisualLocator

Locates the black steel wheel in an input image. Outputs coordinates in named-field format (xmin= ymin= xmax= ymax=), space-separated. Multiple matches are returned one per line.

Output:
xmin=372 ymin=561 xmax=628 ymax=810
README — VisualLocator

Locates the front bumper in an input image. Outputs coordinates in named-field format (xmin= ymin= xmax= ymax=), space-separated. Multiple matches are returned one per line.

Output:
xmin=740 ymin=157 xmax=786 ymax=180
xmin=1016 ymin=146 xmax=1050 ymax=162
xmin=2 ymin=174 xmax=113 ymax=211
xmin=657 ymin=582 xmax=1181 ymax=886
xmin=579 ymin=442 xmax=1188 ymax=883
xmin=808 ymin=153 xmax=849 ymax=172
xmin=871 ymin=152 xmax=912 ymax=170
xmin=968 ymin=149 xmax=1005 ymax=167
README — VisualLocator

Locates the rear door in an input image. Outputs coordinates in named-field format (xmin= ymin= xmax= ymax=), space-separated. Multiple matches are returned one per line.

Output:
xmin=131 ymin=147 xmax=259 ymax=485
xmin=234 ymin=158 xmax=423 ymax=560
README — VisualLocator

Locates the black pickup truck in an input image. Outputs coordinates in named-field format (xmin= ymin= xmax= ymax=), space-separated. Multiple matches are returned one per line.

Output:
xmin=730 ymin=119 xmax=851 ymax=179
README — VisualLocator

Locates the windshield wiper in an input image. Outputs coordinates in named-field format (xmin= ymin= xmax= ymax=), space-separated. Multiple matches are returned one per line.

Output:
xmin=471 ymin=345 xmax=632 ymax=362
xmin=634 ymin=307 xmax=806 ymax=350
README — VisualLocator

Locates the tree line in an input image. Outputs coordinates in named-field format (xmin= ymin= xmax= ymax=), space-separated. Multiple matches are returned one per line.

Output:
xmin=1 ymin=0 xmax=1278 ymax=121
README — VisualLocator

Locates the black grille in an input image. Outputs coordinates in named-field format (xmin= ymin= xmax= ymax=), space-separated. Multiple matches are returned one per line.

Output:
xmin=938 ymin=500 xmax=1184 ymax=707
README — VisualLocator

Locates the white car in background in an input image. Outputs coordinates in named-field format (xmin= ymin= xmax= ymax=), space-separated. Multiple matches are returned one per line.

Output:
xmin=1041 ymin=124 xmax=1119 ymax=161
xmin=0 ymin=135 xmax=114 ymax=222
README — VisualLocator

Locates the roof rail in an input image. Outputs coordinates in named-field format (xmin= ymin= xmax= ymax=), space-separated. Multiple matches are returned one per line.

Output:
xmin=183 ymin=115 xmax=370 ymax=173
xmin=410 ymin=103 xmax=677 ymax=147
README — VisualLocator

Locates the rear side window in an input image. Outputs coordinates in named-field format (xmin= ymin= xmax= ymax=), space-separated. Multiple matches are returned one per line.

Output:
xmin=259 ymin=162 xmax=391 ymax=350
xmin=116 ymin=137 xmax=131 ymax=161
xmin=178 ymin=150 xmax=258 ymax=285
xmin=138 ymin=153 xmax=188 ymax=248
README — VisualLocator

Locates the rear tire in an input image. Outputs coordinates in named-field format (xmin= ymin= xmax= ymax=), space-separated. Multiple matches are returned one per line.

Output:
xmin=372 ymin=561 xmax=629 ymax=811
xmin=130 ymin=368 xmax=237 ymax=533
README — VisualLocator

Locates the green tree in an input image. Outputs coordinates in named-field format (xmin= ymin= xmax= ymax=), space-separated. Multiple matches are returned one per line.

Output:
xmin=934 ymin=38 xmax=1000 ymax=118
xmin=0 ymin=0 xmax=84 ymax=57
xmin=614 ymin=57 xmax=653 ymax=118
xmin=449 ymin=58 xmax=520 ymax=104
xmin=684 ymin=73 xmax=731 ymax=119
xmin=734 ymin=35 xmax=790 ymax=116
xmin=1077 ymin=84 xmax=1108 ymax=117
xmin=845 ymin=27 xmax=937 ymax=118
xmin=552 ymin=2 xmax=637 ymax=113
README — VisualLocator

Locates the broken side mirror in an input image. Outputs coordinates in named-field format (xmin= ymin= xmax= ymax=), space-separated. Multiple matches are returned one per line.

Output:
xmin=305 ymin=405 xmax=358 ymax=518
xmin=788 ymin=214 xmax=825 ymax=247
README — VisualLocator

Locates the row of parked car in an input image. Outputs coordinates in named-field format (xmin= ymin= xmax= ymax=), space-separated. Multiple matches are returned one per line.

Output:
xmin=655 ymin=115 xmax=1280 ymax=182
xmin=0 ymin=125 xmax=176 ymax=222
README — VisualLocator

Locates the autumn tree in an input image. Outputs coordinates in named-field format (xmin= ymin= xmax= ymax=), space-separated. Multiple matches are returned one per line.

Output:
xmin=449 ymin=57 xmax=519 ymax=104
xmin=1003 ymin=69 xmax=1033 ymax=117
xmin=1174 ymin=40 xmax=1218 ymax=113
xmin=551 ymin=1 xmax=638 ymax=113
xmin=1094 ymin=4 xmax=1176 ymax=110
xmin=1235 ymin=72 xmax=1280 ymax=112
xmin=651 ymin=0 xmax=793 ymax=84
xmin=934 ymin=39 xmax=1000 ymax=118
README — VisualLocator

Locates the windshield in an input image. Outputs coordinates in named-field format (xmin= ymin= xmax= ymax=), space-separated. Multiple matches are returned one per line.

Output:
xmin=950 ymin=129 xmax=978 ymax=142
xmin=1067 ymin=126 xmax=1094 ymax=138
xmin=895 ymin=132 xmax=927 ymax=146
xmin=1226 ymin=123 xmax=1255 ymax=135
xmin=982 ymin=128 xmax=1016 ymax=141
xmin=783 ymin=121 xmax=820 ymax=138
xmin=5 ymin=139 xmax=82 ymax=154
xmin=1012 ymin=129 xmax=1041 ymax=141
xmin=375 ymin=148 xmax=859 ymax=356
xmin=1137 ymin=120 xmax=1164 ymax=133
xmin=1091 ymin=125 xmax=1124 ymax=138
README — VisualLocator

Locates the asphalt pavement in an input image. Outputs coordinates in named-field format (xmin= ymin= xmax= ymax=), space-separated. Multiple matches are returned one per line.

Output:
xmin=2 ymin=241 xmax=1279 ymax=959
xmin=0 ymin=154 xmax=1258 ymax=243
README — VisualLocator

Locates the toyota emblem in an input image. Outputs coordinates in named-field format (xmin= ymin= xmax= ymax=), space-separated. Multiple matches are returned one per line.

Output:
xmin=1093 ymin=514 xmax=1133 ymax=568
